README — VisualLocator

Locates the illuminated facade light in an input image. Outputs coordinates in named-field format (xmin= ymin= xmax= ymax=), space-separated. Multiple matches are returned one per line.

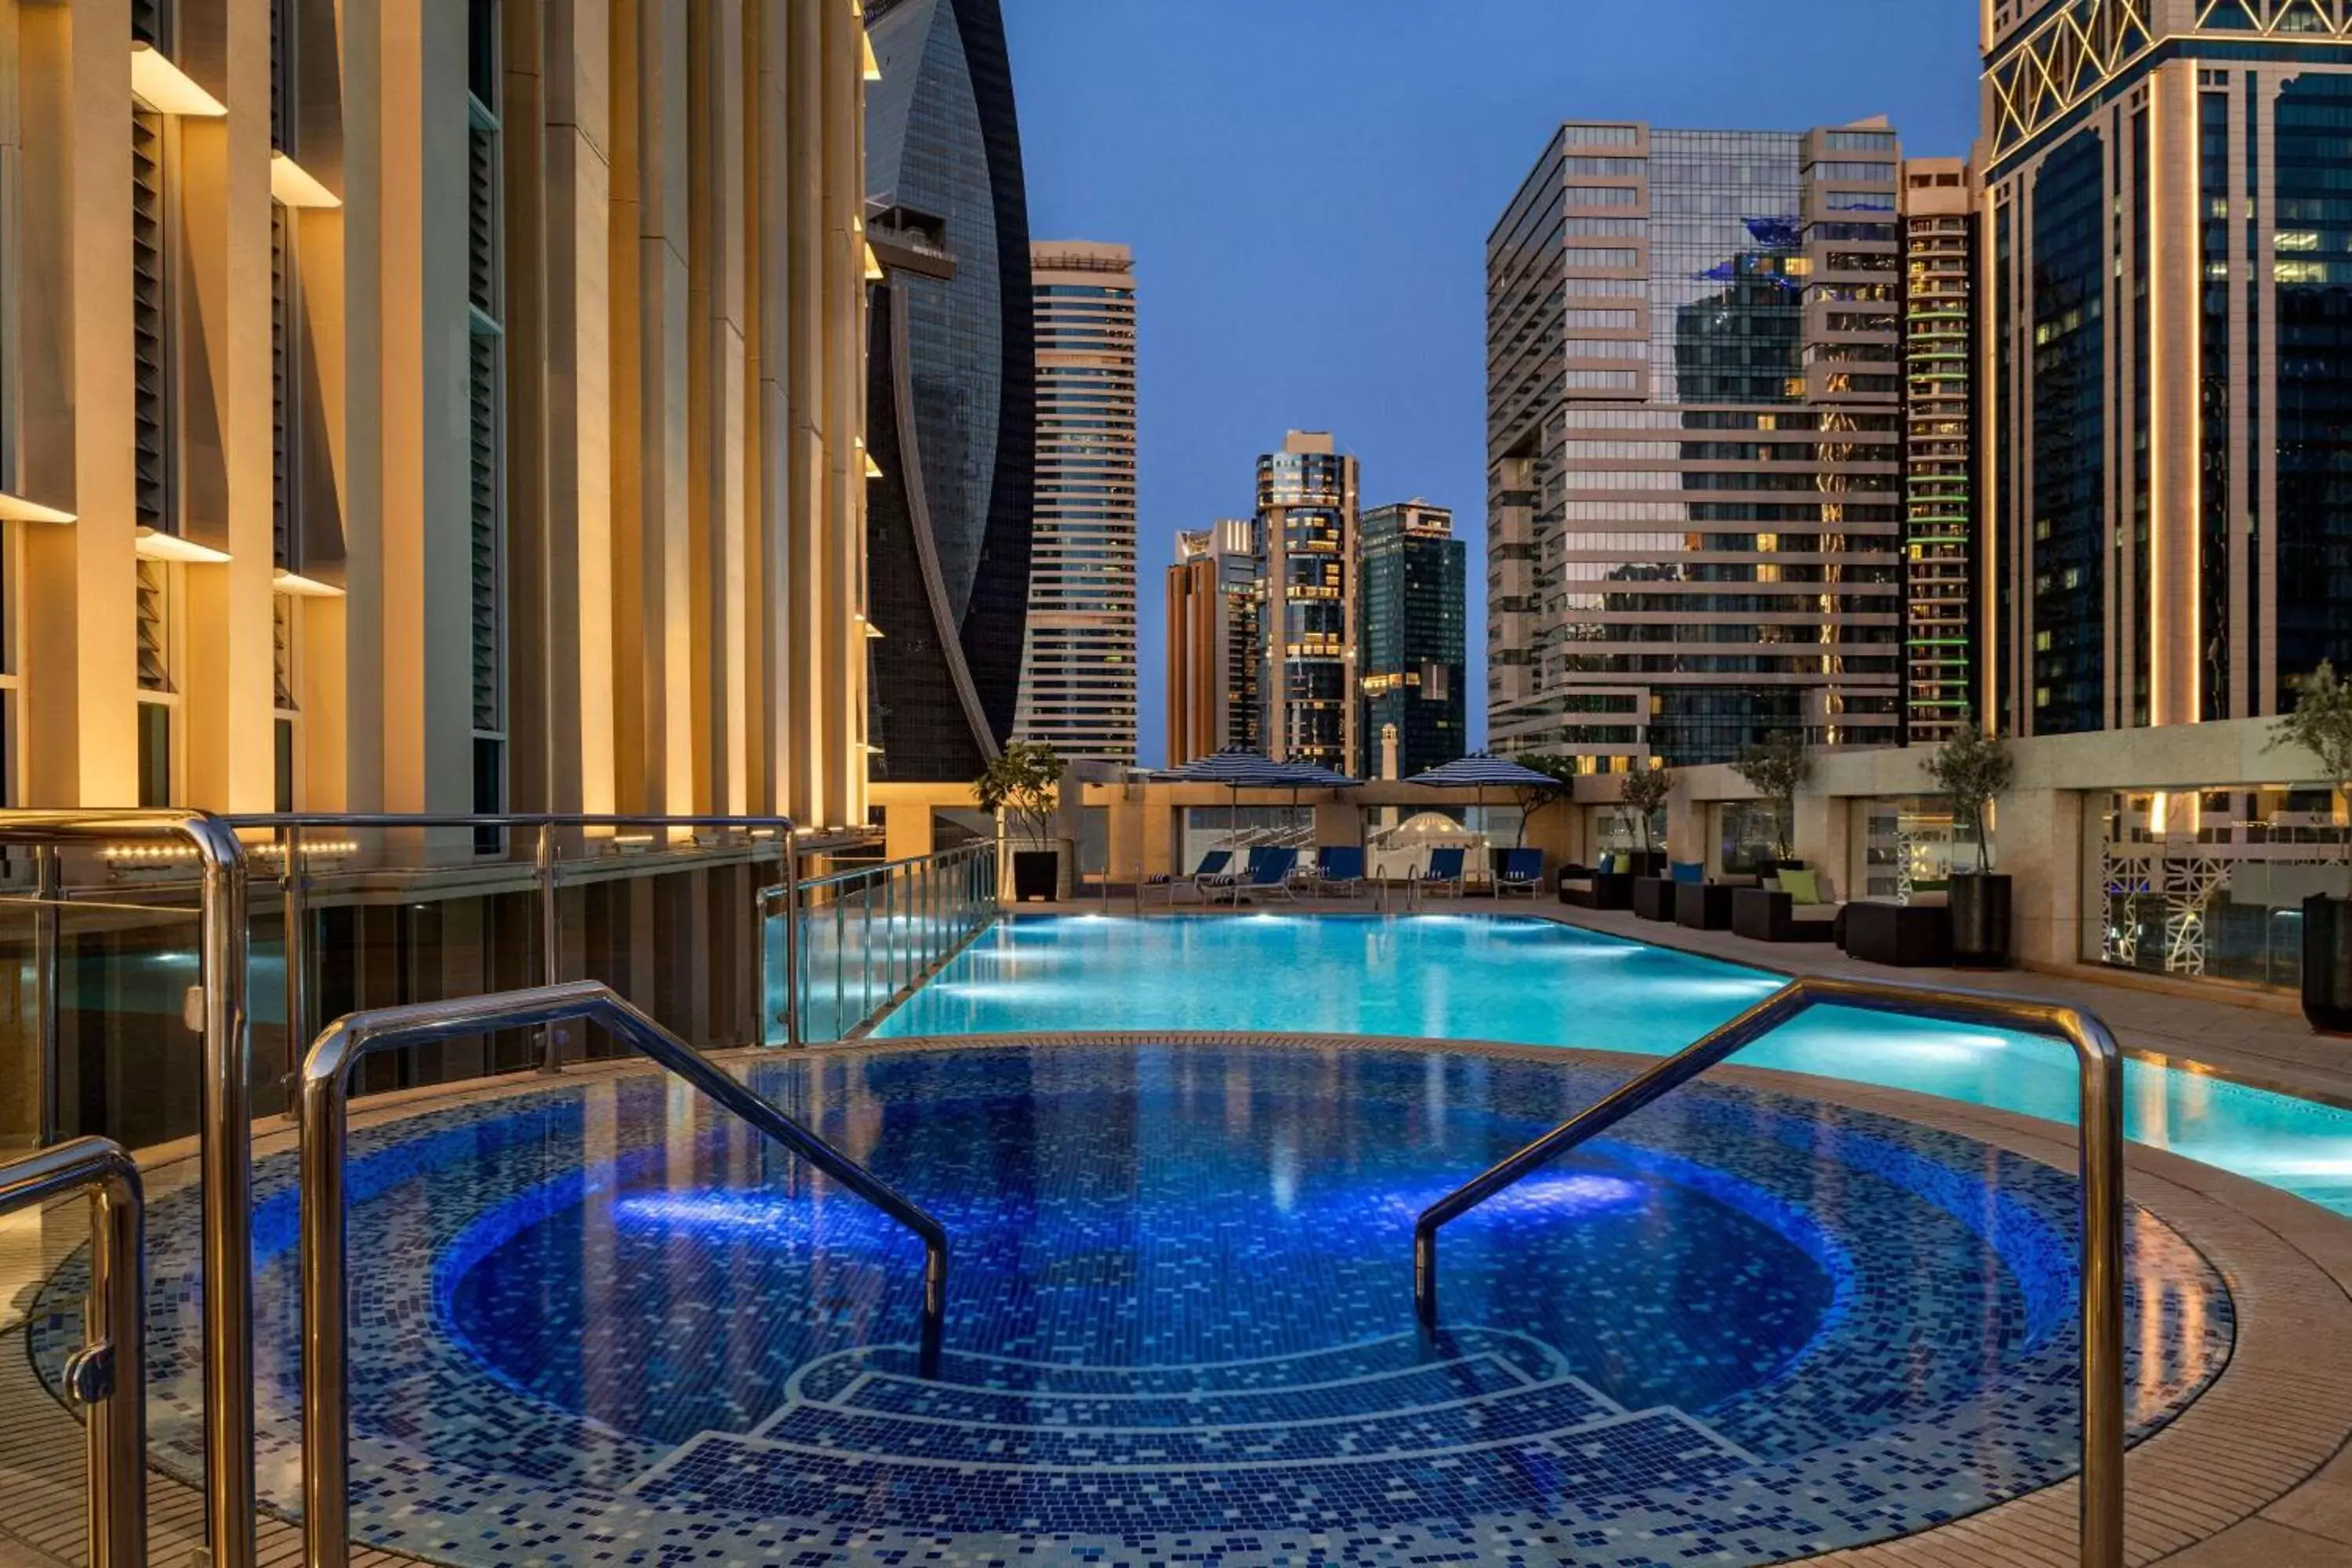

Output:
xmin=130 ymin=42 xmax=227 ymax=118
xmin=135 ymin=528 xmax=233 ymax=564
xmin=270 ymin=152 xmax=343 ymax=209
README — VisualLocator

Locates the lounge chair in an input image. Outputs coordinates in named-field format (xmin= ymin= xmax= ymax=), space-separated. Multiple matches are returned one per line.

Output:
xmin=1146 ymin=848 xmax=1232 ymax=905
xmin=1497 ymin=848 xmax=1544 ymax=898
xmin=1314 ymin=845 xmax=1367 ymax=897
xmin=1216 ymin=845 xmax=1299 ymax=904
xmin=1419 ymin=846 xmax=1467 ymax=898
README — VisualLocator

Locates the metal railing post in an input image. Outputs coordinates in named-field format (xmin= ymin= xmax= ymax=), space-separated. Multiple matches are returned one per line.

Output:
xmin=0 ymin=1138 xmax=147 ymax=1568
xmin=194 ymin=820 xmax=255 ymax=1568
xmin=535 ymin=824 xmax=561 ymax=1072
xmin=281 ymin=822 xmax=307 ymax=1119
xmin=1410 ymin=975 xmax=2127 ymax=1568
xmin=833 ymin=892 xmax=845 ymax=1041
xmin=779 ymin=829 xmax=802 ymax=1049
xmin=300 ymin=982 xmax=949 ymax=1568
xmin=33 ymin=844 xmax=60 ymax=1146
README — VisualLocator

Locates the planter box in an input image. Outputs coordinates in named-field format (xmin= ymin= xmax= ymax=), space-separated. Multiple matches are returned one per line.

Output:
xmin=2306 ymin=893 xmax=2352 ymax=1035
xmin=1949 ymin=873 xmax=2013 ymax=969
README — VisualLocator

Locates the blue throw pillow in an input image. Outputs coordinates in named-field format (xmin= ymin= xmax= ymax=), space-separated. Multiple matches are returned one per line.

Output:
xmin=1596 ymin=852 xmax=1615 ymax=876
xmin=1671 ymin=861 xmax=1704 ymax=884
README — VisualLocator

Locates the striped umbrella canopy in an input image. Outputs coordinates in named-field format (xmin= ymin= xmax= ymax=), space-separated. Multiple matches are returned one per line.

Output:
xmin=1154 ymin=750 xmax=1360 ymax=844
xmin=1406 ymin=753 xmax=1566 ymax=847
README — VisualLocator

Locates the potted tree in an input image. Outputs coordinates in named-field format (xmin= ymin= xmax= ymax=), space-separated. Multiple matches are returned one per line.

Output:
xmin=975 ymin=741 xmax=1067 ymax=903
xmin=1925 ymin=718 xmax=2016 ymax=968
xmin=1618 ymin=762 xmax=1673 ymax=877
xmin=2271 ymin=662 xmax=2352 ymax=1033
xmin=1732 ymin=732 xmax=1812 ymax=873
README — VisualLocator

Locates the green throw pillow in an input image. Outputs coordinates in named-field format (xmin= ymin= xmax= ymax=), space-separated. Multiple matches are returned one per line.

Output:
xmin=1780 ymin=867 xmax=1821 ymax=904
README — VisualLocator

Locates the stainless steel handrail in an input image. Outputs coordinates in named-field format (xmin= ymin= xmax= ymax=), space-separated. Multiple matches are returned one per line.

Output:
xmin=0 ymin=810 xmax=250 ymax=1568
xmin=298 ymin=979 xmax=950 ymax=1568
xmin=0 ymin=1138 xmax=147 ymax=1568
xmin=1410 ymin=975 xmax=2127 ymax=1568
xmin=223 ymin=812 xmax=808 ymax=1076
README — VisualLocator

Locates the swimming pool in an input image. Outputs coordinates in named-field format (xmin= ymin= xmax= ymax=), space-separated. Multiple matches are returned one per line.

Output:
xmin=877 ymin=913 xmax=2352 ymax=1217
xmin=32 ymin=1040 xmax=2232 ymax=1567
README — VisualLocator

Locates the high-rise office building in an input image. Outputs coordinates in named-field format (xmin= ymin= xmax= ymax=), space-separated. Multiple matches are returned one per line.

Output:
xmin=863 ymin=0 xmax=1036 ymax=780
xmin=1255 ymin=432 xmax=1360 ymax=771
xmin=1017 ymin=241 xmax=1138 ymax=765
xmin=1984 ymin=0 xmax=2352 ymax=734
xmin=1899 ymin=158 xmax=1981 ymax=746
xmin=0 ymin=0 xmax=872 ymax=827
xmin=1165 ymin=520 xmax=1263 ymax=764
xmin=1359 ymin=502 xmax=1467 ymax=778
xmin=1487 ymin=120 xmax=1907 ymax=768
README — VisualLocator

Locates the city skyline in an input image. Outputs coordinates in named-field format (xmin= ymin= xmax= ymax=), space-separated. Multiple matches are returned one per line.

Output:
xmin=1005 ymin=1 xmax=1980 ymax=766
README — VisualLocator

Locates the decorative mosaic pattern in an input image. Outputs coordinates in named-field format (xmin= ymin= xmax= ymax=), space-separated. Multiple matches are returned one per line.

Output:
xmin=27 ymin=1037 xmax=2233 ymax=1568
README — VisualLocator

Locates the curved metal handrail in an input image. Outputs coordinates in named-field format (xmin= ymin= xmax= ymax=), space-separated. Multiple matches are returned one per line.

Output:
xmin=0 ymin=1138 xmax=147 ymax=1568
xmin=1411 ymin=974 xmax=2126 ymax=1568
xmin=299 ymin=979 xmax=949 ymax=1568
xmin=0 ymin=809 xmax=250 ymax=1568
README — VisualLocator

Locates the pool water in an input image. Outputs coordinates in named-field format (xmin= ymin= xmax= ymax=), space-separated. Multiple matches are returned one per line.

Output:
xmin=880 ymin=913 xmax=2352 ymax=1216
xmin=35 ymin=1040 xmax=2231 ymax=1567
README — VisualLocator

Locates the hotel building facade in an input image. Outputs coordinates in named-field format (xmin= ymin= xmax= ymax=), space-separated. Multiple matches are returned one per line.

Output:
xmin=1486 ymin=119 xmax=1907 ymax=769
xmin=1983 ymin=0 xmax=2352 ymax=735
xmin=1017 ymin=240 xmax=1138 ymax=766
xmin=0 ymin=0 xmax=873 ymax=826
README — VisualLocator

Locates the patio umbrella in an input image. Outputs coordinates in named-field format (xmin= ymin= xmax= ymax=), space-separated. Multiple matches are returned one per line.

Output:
xmin=1152 ymin=747 xmax=1305 ymax=848
xmin=1406 ymin=753 xmax=1568 ymax=848
xmin=1153 ymin=750 xmax=1363 ymax=850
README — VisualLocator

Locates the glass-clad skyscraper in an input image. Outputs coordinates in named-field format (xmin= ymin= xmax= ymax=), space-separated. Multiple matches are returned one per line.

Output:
xmin=1360 ymin=502 xmax=1467 ymax=778
xmin=1487 ymin=121 xmax=1906 ymax=768
xmin=1017 ymin=241 xmax=1138 ymax=765
xmin=863 ymin=0 xmax=1035 ymax=779
xmin=1255 ymin=432 xmax=1360 ymax=772
xmin=1984 ymin=0 xmax=2352 ymax=733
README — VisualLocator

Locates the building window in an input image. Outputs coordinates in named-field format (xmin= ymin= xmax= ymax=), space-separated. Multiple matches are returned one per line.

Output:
xmin=135 ymin=558 xmax=177 ymax=807
xmin=468 ymin=0 xmax=505 ymax=851
xmin=273 ymin=590 xmax=299 ymax=810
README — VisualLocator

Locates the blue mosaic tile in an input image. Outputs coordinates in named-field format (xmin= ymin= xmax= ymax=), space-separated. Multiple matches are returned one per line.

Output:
xmin=26 ymin=1040 xmax=2233 ymax=1567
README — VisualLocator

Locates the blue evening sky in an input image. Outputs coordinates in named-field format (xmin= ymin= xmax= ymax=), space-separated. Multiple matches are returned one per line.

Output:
xmin=1002 ymin=2 xmax=1981 ymax=766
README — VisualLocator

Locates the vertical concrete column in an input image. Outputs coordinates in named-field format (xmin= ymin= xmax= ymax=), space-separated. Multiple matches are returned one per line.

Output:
xmin=685 ymin=0 xmax=750 ymax=815
xmin=361 ymin=0 xmax=475 ymax=817
xmin=537 ymin=0 xmax=617 ymax=817
xmin=1791 ymin=792 xmax=1850 ymax=890
xmin=2000 ymin=785 xmax=2087 ymax=971
xmin=744 ymin=0 xmax=783 ymax=815
xmin=19 ymin=0 xmax=140 ymax=804
xmin=605 ymin=0 xmax=646 ymax=812
xmin=820 ymin=0 xmax=866 ymax=829
xmin=1666 ymin=782 xmax=1702 ymax=873
xmin=178 ymin=0 xmax=278 ymax=811
xmin=781 ymin=0 xmax=826 ymax=824
xmin=624 ymin=0 xmax=694 ymax=817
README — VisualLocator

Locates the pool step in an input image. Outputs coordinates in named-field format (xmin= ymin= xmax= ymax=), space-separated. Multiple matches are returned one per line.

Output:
xmin=631 ymin=1330 xmax=1757 ymax=1532
xmin=750 ymin=1375 xmax=1623 ymax=1466
xmin=822 ymin=1351 xmax=1536 ymax=1429
xmin=787 ymin=1327 xmax=1566 ymax=1401
xmin=630 ymin=1404 xmax=1754 ymax=1532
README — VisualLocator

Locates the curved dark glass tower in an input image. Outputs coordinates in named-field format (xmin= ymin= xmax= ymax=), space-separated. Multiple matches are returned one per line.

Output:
xmin=864 ymin=0 xmax=1035 ymax=781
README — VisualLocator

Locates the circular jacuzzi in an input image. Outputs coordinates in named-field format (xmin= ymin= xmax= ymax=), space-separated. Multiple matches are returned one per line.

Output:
xmin=32 ymin=1039 xmax=2232 ymax=1567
